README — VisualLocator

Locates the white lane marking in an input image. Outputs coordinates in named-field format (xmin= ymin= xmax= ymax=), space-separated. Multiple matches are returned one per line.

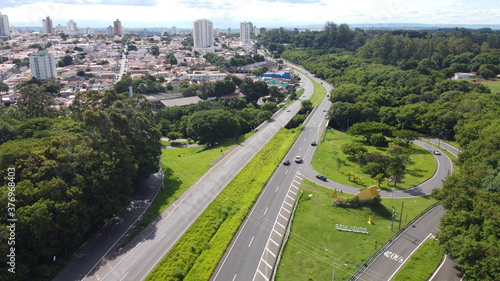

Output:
xmin=266 ymin=247 xmax=277 ymax=257
xmin=270 ymin=238 xmax=280 ymax=247
xmin=232 ymin=274 xmax=237 ymax=281
xmin=285 ymin=170 xmax=288 ymax=175
xmin=256 ymin=269 xmax=268 ymax=280
xmin=248 ymin=236 xmax=255 ymax=248
xmin=263 ymin=207 xmax=268 ymax=216
xmin=155 ymin=232 xmax=167 ymax=243
xmin=273 ymin=229 xmax=283 ymax=237
xmin=119 ymin=272 xmax=129 ymax=281
xmin=275 ymin=186 xmax=280 ymax=192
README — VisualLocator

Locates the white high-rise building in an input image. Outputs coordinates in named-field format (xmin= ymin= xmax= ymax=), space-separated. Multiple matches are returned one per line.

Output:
xmin=171 ymin=26 xmax=177 ymax=35
xmin=42 ymin=16 xmax=53 ymax=34
xmin=193 ymin=19 xmax=213 ymax=50
xmin=240 ymin=21 xmax=253 ymax=46
xmin=67 ymin=19 xmax=77 ymax=32
xmin=55 ymin=24 xmax=64 ymax=33
xmin=29 ymin=51 xmax=57 ymax=80
xmin=0 ymin=12 xmax=10 ymax=37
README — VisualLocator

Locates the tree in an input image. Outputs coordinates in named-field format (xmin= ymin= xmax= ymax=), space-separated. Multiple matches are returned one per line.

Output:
xmin=58 ymin=55 xmax=73 ymax=67
xmin=393 ymin=130 xmax=421 ymax=146
xmin=16 ymin=85 xmax=56 ymax=119
xmin=347 ymin=122 xmax=394 ymax=143
xmin=150 ymin=45 xmax=160 ymax=57
xmin=240 ymin=78 xmax=269 ymax=104
xmin=186 ymin=109 xmax=240 ymax=146
xmin=0 ymin=82 xmax=8 ymax=94
xmin=341 ymin=142 xmax=367 ymax=160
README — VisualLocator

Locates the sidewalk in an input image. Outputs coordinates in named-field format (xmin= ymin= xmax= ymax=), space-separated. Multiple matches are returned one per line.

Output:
xmin=52 ymin=169 xmax=163 ymax=281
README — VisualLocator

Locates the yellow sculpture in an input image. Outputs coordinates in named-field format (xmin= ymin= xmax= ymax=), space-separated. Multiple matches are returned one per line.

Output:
xmin=332 ymin=186 xmax=380 ymax=203
xmin=331 ymin=189 xmax=347 ymax=202
xmin=355 ymin=186 xmax=380 ymax=201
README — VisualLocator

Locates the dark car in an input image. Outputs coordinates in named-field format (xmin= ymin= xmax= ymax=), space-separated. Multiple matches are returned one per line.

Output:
xmin=311 ymin=141 xmax=317 ymax=146
xmin=316 ymin=174 xmax=327 ymax=181
xmin=283 ymin=160 xmax=291 ymax=166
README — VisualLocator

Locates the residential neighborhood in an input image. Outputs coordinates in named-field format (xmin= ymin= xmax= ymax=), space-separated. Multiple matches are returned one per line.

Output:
xmin=0 ymin=20 xmax=295 ymax=109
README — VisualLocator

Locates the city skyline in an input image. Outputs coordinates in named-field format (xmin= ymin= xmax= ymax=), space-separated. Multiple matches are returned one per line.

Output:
xmin=0 ymin=0 xmax=499 ymax=29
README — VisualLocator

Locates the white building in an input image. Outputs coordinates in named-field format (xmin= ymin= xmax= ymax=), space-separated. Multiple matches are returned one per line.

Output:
xmin=453 ymin=72 xmax=477 ymax=79
xmin=0 ymin=12 xmax=10 ymax=38
xmin=193 ymin=19 xmax=213 ymax=50
xmin=240 ymin=21 xmax=253 ymax=46
xmin=67 ymin=19 xmax=77 ymax=32
xmin=29 ymin=50 xmax=57 ymax=80
xmin=42 ymin=16 xmax=53 ymax=34
xmin=55 ymin=24 xmax=64 ymax=33
xmin=187 ymin=72 xmax=227 ymax=81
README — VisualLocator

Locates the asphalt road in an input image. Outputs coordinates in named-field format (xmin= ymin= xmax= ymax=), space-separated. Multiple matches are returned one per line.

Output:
xmin=74 ymin=67 xmax=313 ymax=281
xmin=429 ymin=254 xmax=464 ymax=281
xmin=353 ymin=205 xmax=445 ymax=281
xmin=52 ymin=169 xmax=163 ymax=281
xmin=298 ymin=138 xmax=454 ymax=199
xmin=211 ymin=80 xmax=330 ymax=281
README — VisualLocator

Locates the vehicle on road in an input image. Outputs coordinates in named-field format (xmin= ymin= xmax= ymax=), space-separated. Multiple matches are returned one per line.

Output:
xmin=433 ymin=150 xmax=441 ymax=155
xmin=294 ymin=156 xmax=303 ymax=163
xmin=311 ymin=141 xmax=317 ymax=146
xmin=283 ymin=160 xmax=290 ymax=166
xmin=316 ymin=174 xmax=327 ymax=181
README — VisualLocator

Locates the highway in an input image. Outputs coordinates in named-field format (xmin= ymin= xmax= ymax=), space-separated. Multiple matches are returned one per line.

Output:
xmin=212 ymin=75 xmax=331 ymax=281
xmin=54 ymin=59 xmax=458 ymax=281
xmin=211 ymin=61 xmax=457 ymax=281
xmin=74 ymin=65 xmax=315 ymax=281
xmin=353 ymin=205 xmax=445 ymax=281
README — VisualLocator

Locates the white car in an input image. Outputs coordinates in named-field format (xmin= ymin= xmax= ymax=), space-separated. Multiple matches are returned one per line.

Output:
xmin=433 ymin=150 xmax=441 ymax=155
xmin=294 ymin=156 xmax=303 ymax=163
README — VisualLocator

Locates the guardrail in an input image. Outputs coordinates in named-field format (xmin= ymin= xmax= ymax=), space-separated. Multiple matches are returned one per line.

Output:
xmin=349 ymin=201 xmax=440 ymax=280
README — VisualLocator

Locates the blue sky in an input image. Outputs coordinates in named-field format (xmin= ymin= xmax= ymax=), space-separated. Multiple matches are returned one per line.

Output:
xmin=1 ymin=0 xmax=500 ymax=28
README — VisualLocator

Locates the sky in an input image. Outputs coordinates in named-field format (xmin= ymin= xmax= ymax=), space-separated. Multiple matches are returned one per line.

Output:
xmin=1 ymin=0 xmax=500 ymax=29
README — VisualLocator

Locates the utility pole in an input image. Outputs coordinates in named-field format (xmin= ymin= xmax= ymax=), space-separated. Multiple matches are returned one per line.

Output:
xmin=391 ymin=205 xmax=396 ymax=231
xmin=399 ymin=201 xmax=404 ymax=230
xmin=332 ymin=258 xmax=336 ymax=281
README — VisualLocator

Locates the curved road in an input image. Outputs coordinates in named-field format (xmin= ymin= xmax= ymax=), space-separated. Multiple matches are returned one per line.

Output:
xmin=211 ymin=61 xmax=457 ymax=281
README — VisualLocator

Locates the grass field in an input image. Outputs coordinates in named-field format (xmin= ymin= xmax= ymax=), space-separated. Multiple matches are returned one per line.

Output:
xmin=480 ymin=80 xmax=500 ymax=93
xmin=275 ymin=181 xmax=438 ymax=281
xmin=312 ymin=130 xmax=437 ymax=191
xmin=392 ymin=238 xmax=444 ymax=281
xmin=121 ymin=133 xmax=254 ymax=247
xmin=146 ymin=127 xmax=301 ymax=280
xmin=309 ymin=78 xmax=327 ymax=106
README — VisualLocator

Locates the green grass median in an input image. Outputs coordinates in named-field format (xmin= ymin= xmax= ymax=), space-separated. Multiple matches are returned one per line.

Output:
xmin=146 ymin=127 xmax=301 ymax=280
xmin=392 ymin=238 xmax=444 ymax=281
xmin=121 ymin=133 xmax=254 ymax=248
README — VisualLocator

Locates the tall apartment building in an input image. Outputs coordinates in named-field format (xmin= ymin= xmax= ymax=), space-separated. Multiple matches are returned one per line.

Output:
xmin=29 ymin=50 xmax=57 ymax=80
xmin=240 ymin=21 xmax=253 ymax=46
xmin=113 ymin=19 xmax=123 ymax=35
xmin=55 ymin=24 xmax=64 ymax=33
xmin=0 ymin=12 xmax=10 ymax=38
xmin=171 ymin=26 xmax=177 ymax=35
xmin=67 ymin=19 xmax=77 ymax=32
xmin=107 ymin=25 xmax=114 ymax=35
xmin=193 ymin=19 xmax=213 ymax=50
xmin=42 ymin=16 xmax=53 ymax=34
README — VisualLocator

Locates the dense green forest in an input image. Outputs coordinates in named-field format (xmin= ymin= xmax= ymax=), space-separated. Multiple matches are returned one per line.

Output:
xmin=0 ymin=87 xmax=161 ymax=280
xmin=257 ymin=23 xmax=500 ymax=280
